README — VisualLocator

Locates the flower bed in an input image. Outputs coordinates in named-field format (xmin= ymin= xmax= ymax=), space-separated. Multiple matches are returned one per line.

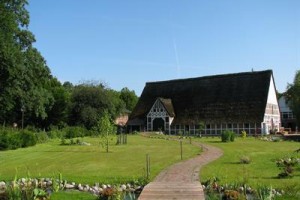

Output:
xmin=0 ymin=176 xmax=143 ymax=200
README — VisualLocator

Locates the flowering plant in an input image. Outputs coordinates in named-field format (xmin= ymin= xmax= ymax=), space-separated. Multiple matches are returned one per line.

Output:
xmin=276 ymin=156 xmax=300 ymax=178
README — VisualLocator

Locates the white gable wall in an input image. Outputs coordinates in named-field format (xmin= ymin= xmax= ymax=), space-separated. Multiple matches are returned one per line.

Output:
xmin=262 ymin=75 xmax=281 ymax=134
xmin=267 ymin=76 xmax=278 ymax=104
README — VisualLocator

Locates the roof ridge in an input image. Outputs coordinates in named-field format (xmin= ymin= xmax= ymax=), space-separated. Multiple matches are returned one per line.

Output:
xmin=146 ymin=69 xmax=272 ymax=85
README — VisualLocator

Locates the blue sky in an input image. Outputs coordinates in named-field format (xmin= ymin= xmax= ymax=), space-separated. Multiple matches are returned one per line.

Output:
xmin=28 ymin=0 xmax=299 ymax=95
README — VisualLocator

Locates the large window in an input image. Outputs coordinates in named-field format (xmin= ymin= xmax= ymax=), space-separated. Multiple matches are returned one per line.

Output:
xmin=281 ymin=112 xmax=294 ymax=119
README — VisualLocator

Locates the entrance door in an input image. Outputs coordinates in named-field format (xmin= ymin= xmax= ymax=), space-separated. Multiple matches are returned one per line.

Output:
xmin=153 ymin=118 xmax=165 ymax=131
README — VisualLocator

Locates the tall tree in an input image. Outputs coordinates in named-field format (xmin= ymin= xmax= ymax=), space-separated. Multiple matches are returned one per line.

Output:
xmin=0 ymin=0 xmax=54 ymax=127
xmin=41 ymin=78 xmax=70 ymax=129
xmin=286 ymin=70 xmax=300 ymax=126
xmin=69 ymin=83 xmax=124 ymax=129
xmin=120 ymin=87 xmax=138 ymax=111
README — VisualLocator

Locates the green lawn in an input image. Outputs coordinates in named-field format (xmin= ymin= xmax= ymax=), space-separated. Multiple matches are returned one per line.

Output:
xmin=0 ymin=135 xmax=200 ymax=185
xmin=199 ymin=137 xmax=300 ymax=190
xmin=51 ymin=190 xmax=97 ymax=200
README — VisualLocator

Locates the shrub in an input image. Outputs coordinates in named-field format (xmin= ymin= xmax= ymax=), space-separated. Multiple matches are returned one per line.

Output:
xmin=36 ymin=132 xmax=49 ymax=143
xmin=0 ymin=129 xmax=37 ymax=150
xmin=240 ymin=155 xmax=251 ymax=164
xmin=276 ymin=157 xmax=299 ymax=178
xmin=7 ymin=131 xmax=22 ymax=149
xmin=20 ymin=130 xmax=37 ymax=148
xmin=221 ymin=130 xmax=235 ymax=142
xmin=241 ymin=130 xmax=247 ymax=138
xmin=64 ymin=126 xmax=86 ymax=139
xmin=60 ymin=138 xmax=67 ymax=145
xmin=47 ymin=129 xmax=65 ymax=139
xmin=132 ymin=131 xmax=139 ymax=135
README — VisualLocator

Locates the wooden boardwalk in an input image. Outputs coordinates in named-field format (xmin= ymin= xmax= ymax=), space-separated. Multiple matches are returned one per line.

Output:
xmin=138 ymin=143 xmax=223 ymax=200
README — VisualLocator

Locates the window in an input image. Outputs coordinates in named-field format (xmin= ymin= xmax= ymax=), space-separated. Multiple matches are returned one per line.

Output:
xmin=281 ymin=112 xmax=295 ymax=119
xmin=206 ymin=124 xmax=211 ymax=129
xmin=244 ymin=123 xmax=249 ymax=128
xmin=165 ymin=117 xmax=169 ymax=122
xmin=148 ymin=118 xmax=151 ymax=122
xmin=227 ymin=123 xmax=232 ymax=129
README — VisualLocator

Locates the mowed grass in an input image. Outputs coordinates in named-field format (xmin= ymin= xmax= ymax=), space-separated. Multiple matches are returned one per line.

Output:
xmin=199 ymin=137 xmax=300 ymax=189
xmin=0 ymin=135 xmax=200 ymax=184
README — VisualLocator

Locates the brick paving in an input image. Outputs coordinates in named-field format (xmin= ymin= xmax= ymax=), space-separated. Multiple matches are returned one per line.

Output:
xmin=138 ymin=143 xmax=223 ymax=200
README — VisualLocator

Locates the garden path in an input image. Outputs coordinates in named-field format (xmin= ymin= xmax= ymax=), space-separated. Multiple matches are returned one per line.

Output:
xmin=138 ymin=142 xmax=223 ymax=200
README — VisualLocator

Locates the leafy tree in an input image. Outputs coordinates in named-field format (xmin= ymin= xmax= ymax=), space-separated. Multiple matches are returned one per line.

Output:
xmin=0 ymin=0 xmax=54 ymax=127
xmin=120 ymin=87 xmax=138 ymax=111
xmin=97 ymin=111 xmax=115 ymax=153
xmin=286 ymin=70 xmax=300 ymax=126
xmin=41 ymin=78 xmax=70 ymax=129
xmin=63 ymin=81 xmax=74 ymax=92
xmin=106 ymin=89 xmax=126 ymax=118
xmin=69 ymin=83 xmax=109 ymax=129
xmin=69 ymin=83 xmax=125 ymax=129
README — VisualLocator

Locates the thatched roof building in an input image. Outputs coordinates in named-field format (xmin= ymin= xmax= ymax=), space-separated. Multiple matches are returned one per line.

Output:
xmin=128 ymin=70 xmax=280 ymax=135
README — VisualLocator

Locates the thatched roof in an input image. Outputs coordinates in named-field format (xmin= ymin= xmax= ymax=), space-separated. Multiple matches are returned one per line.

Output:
xmin=157 ymin=98 xmax=175 ymax=117
xmin=129 ymin=70 xmax=273 ymax=125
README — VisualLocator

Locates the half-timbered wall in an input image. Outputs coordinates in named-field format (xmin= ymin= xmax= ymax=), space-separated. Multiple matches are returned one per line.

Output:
xmin=147 ymin=99 xmax=172 ymax=133
xmin=262 ymin=76 xmax=281 ymax=134
xmin=169 ymin=122 xmax=261 ymax=135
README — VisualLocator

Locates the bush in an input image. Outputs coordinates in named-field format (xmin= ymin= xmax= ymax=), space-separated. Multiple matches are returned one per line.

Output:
xmin=63 ymin=126 xmax=87 ymax=139
xmin=240 ymin=155 xmax=251 ymax=164
xmin=47 ymin=129 xmax=65 ymax=139
xmin=276 ymin=157 xmax=299 ymax=178
xmin=241 ymin=130 xmax=247 ymax=138
xmin=36 ymin=132 xmax=49 ymax=143
xmin=0 ymin=129 xmax=37 ymax=150
xmin=20 ymin=130 xmax=37 ymax=147
xmin=221 ymin=130 xmax=235 ymax=142
xmin=7 ymin=131 xmax=22 ymax=149
xmin=60 ymin=138 xmax=67 ymax=145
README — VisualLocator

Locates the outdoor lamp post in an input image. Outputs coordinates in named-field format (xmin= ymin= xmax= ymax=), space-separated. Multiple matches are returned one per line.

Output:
xmin=21 ymin=106 xmax=25 ymax=129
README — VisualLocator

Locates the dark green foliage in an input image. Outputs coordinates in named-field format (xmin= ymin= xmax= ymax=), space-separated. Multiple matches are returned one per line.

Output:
xmin=286 ymin=70 xmax=300 ymax=126
xmin=221 ymin=130 xmax=235 ymax=142
xmin=0 ymin=0 xmax=138 ymax=130
xmin=35 ymin=132 xmax=49 ymax=143
xmin=120 ymin=87 xmax=138 ymax=111
xmin=63 ymin=126 xmax=87 ymax=139
xmin=47 ymin=129 xmax=65 ymax=139
xmin=69 ymin=83 xmax=126 ymax=129
xmin=42 ymin=78 xmax=70 ymax=128
xmin=0 ymin=128 xmax=37 ymax=150
xmin=0 ymin=0 xmax=54 ymax=127
xmin=20 ymin=129 xmax=37 ymax=147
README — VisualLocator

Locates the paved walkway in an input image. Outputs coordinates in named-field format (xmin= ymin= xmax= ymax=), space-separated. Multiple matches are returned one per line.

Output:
xmin=138 ymin=143 xmax=223 ymax=200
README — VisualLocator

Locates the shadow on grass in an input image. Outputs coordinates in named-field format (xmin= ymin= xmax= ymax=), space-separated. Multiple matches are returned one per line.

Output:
xmin=206 ymin=141 xmax=223 ymax=143
xmin=251 ymin=176 xmax=279 ymax=180
xmin=40 ymin=150 xmax=101 ymax=153
xmin=223 ymin=161 xmax=242 ymax=165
